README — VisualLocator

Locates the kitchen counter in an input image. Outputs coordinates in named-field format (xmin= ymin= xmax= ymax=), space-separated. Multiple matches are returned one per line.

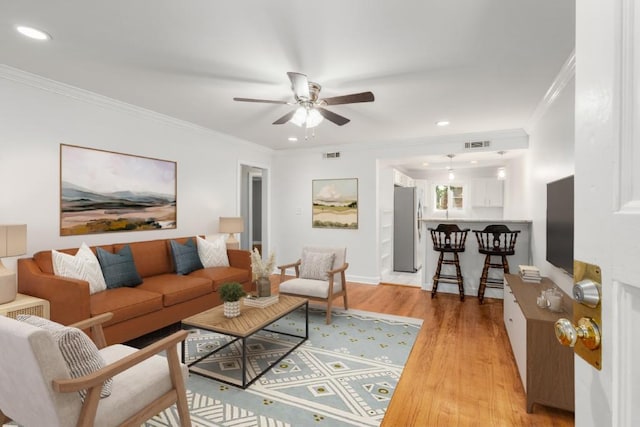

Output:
xmin=421 ymin=218 xmax=532 ymax=224
xmin=420 ymin=219 xmax=532 ymax=299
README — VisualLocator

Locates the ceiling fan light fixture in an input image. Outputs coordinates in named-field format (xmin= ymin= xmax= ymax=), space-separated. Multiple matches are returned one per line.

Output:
xmin=290 ymin=106 xmax=323 ymax=128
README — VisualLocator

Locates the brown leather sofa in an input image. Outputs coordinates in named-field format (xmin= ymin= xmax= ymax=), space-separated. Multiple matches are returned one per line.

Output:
xmin=17 ymin=236 xmax=252 ymax=345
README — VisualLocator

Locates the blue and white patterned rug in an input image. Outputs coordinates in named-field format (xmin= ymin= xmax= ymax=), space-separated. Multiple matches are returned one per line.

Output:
xmin=145 ymin=307 xmax=422 ymax=427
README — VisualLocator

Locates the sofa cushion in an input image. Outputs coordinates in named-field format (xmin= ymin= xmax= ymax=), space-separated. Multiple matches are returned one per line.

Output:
xmin=52 ymin=243 xmax=107 ymax=294
xmin=97 ymin=245 xmax=143 ymax=289
xmin=170 ymin=238 xmax=204 ymax=275
xmin=115 ymin=239 xmax=174 ymax=278
xmin=196 ymin=235 xmax=229 ymax=267
xmin=189 ymin=267 xmax=251 ymax=291
xmin=90 ymin=287 xmax=163 ymax=325
xmin=137 ymin=274 xmax=213 ymax=307
xmin=17 ymin=314 xmax=113 ymax=399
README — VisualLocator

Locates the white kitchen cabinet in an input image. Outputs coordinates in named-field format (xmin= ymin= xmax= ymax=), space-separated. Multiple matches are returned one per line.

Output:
xmin=472 ymin=178 xmax=503 ymax=207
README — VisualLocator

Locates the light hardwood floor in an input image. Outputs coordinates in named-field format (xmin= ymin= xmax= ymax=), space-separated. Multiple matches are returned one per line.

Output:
xmin=335 ymin=281 xmax=574 ymax=427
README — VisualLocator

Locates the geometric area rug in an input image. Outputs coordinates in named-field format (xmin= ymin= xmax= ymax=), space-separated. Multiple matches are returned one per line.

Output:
xmin=144 ymin=307 xmax=422 ymax=427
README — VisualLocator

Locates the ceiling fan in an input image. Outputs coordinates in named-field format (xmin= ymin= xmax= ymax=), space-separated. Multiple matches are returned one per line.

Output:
xmin=233 ymin=72 xmax=374 ymax=128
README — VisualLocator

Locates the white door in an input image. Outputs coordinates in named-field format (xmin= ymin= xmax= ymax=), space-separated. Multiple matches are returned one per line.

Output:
xmin=575 ymin=1 xmax=640 ymax=425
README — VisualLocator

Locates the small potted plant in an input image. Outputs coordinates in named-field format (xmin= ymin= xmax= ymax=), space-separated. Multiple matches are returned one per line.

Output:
xmin=219 ymin=282 xmax=246 ymax=318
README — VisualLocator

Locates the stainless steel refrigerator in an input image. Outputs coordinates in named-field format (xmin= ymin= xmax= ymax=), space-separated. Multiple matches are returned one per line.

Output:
xmin=393 ymin=186 xmax=422 ymax=272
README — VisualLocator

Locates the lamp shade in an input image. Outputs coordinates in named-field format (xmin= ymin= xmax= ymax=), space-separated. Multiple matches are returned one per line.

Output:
xmin=219 ymin=217 xmax=244 ymax=233
xmin=0 ymin=224 xmax=27 ymax=257
xmin=0 ymin=224 xmax=27 ymax=304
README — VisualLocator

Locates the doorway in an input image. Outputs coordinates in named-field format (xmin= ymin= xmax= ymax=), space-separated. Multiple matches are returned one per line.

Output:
xmin=239 ymin=164 xmax=268 ymax=256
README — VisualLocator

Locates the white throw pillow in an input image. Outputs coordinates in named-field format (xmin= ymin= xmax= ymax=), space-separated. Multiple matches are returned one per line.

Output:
xmin=300 ymin=251 xmax=335 ymax=281
xmin=197 ymin=235 xmax=229 ymax=267
xmin=52 ymin=242 xmax=107 ymax=294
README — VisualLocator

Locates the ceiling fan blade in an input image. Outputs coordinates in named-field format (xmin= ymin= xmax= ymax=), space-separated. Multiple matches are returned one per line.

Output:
xmin=272 ymin=110 xmax=297 ymax=125
xmin=233 ymin=97 xmax=290 ymax=105
xmin=317 ymin=107 xmax=351 ymax=126
xmin=321 ymin=91 xmax=375 ymax=106
xmin=287 ymin=72 xmax=310 ymax=100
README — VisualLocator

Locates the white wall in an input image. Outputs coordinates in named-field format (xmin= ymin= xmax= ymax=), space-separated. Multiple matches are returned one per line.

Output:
xmin=271 ymin=149 xmax=379 ymax=283
xmin=0 ymin=69 xmax=272 ymax=274
xmin=525 ymin=77 xmax=575 ymax=295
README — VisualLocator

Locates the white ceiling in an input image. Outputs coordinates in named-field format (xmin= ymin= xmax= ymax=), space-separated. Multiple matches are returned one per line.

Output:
xmin=0 ymin=1 xmax=575 ymax=158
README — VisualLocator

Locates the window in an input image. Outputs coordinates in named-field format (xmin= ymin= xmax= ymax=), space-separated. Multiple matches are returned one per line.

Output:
xmin=434 ymin=184 xmax=465 ymax=211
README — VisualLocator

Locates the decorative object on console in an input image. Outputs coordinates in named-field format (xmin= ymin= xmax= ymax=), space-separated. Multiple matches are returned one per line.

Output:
xmin=219 ymin=216 xmax=244 ymax=249
xmin=519 ymin=265 xmax=542 ymax=283
xmin=250 ymin=248 xmax=275 ymax=297
xmin=219 ymin=282 xmax=246 ymax=318
xmin=0 ymin=224 xmax=27 ymax=304
xmin=312 ymin=178 xmax=358 ymax=229
xmin=60 ymin=144 xmax=176 ymax=236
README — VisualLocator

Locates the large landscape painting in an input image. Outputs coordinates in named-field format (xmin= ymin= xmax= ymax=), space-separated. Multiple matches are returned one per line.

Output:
xmin=312 ymin=178 xmax=358 ymax=229
xmin=60 ymin=144 xmax=176 ymax=236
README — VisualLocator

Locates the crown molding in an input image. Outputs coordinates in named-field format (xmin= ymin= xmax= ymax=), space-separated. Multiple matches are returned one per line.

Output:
xmin=525 ymin=50 xmax=576 ymax=133
xmin=0 ymin=64 xmax=272 ymax=153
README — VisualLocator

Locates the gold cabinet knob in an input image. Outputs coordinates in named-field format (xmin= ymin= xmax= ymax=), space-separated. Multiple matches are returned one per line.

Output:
xmin=555 ymin=317 xmax=601 ymax=350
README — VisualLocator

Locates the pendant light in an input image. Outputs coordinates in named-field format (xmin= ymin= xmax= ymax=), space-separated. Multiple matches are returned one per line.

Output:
xmin=497 ymin=151 xmax=506 ymax=180
xmin=447 ymin=154 xmax=455 ymax=181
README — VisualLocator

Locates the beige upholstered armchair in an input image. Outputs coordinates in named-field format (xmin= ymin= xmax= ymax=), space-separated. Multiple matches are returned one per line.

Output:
xmin=0 ymin=312 xmax=191 ymax=427
xmin=278 ymin=247 xmax=349 ymax=324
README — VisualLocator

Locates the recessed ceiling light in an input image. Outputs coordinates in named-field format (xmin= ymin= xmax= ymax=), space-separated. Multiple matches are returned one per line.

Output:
xmin=436 ymin=120 xmax=450 ymax=127
xmin=16 ymin=25 xmax=51 ymax=40
xmin=422 ymin=162 xmax=429 ymax=166
xmin=288 ymin=136 xmax=298 ymax=142
xmin=470 ymin=160 xmax=478 ymax=164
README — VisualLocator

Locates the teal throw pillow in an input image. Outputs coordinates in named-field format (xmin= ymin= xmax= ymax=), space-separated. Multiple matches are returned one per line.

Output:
xmin=170 ymin=238 xmax=204 ymax=275
xmin=96 ymin=245 xmax=142 ymax=288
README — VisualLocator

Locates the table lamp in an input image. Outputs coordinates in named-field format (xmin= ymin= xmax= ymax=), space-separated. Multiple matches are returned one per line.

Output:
xmin=219 ymin=217 xmax=244 ymax=249
xmin=0 ymin=224 xmax=27 ymax=304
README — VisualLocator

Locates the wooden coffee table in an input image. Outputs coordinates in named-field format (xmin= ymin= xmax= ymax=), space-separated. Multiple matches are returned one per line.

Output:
xmin=181 ymin=295 xmax=308 ymax=388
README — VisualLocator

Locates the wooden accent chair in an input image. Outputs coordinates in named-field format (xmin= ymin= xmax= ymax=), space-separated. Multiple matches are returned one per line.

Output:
xmin=0 ymin=312 xmax=191 ymax=427
xmin=278 ymin=247 xmax=349 ymax=324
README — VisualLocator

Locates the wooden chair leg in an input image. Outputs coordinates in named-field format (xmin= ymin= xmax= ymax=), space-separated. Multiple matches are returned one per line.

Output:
xmin=502 ymin=256 xmax=510 ymax=274
xmin=454 ymin=253 xmax=464 ymax=301
xmin=325 ymin=298 xmax=333 ymax=324
xmin=432 ymin=252 xmax=444 ymax=298
xmin=342 ymin=274 xmax=348 ymax=310
xmin=478 ymin=255 xmax=491 ymax=304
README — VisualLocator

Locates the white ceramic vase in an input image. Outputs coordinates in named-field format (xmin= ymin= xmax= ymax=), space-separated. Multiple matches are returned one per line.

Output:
xmin=223 ymin=300 xmax=241 ymax=318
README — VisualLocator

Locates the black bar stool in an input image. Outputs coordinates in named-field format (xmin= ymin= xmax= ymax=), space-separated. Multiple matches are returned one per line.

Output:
xmin=473 ymin=224 xmax=520 ymax=304
xmin=429 ymin=224 xmax=469 ymax=301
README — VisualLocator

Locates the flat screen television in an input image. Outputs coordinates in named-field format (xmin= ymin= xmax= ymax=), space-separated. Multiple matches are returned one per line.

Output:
xmin=546 ymin=175 xmax=574 ymax=275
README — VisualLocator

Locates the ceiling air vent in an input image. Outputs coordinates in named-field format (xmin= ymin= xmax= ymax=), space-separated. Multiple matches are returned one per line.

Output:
xmin=464 ymin=140 xmax=491 ymax=149
xmin=323 ymin=152 xmax=341 ymax=159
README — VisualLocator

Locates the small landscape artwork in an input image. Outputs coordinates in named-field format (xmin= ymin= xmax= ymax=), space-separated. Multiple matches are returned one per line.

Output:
xmin=60 ymin=144 xmax=176 ymax=236
xmin=312 ymin=178 xmax=358 ymax=229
